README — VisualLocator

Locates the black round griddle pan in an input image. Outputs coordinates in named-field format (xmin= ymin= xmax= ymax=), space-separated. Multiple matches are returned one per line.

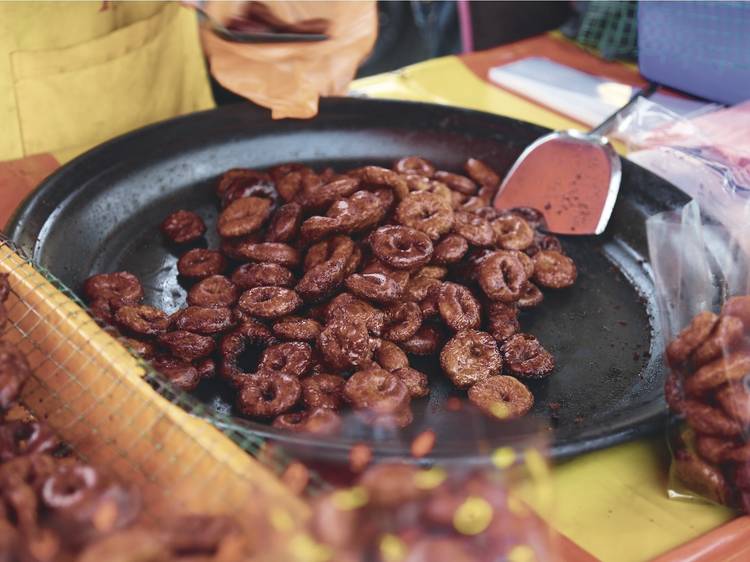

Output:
xmin=8 ymin=99 xmax=689 ymax=463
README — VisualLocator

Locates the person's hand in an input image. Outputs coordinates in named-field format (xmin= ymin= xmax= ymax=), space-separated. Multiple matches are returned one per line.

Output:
xmin=198 ymin=1 xmax=377 ymax=119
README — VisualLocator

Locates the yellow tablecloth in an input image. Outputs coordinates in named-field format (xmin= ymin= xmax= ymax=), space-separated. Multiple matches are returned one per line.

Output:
xmin=352 ymin=56 xmax=734 ymax=562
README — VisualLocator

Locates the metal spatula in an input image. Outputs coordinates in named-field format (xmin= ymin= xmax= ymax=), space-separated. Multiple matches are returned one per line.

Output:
xmin=494 ymin=83 xmax=657 ymax=235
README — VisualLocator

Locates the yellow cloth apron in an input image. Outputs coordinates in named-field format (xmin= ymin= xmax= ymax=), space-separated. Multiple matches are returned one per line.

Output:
xmin=0 ymin=1 xmax=214 ymax=163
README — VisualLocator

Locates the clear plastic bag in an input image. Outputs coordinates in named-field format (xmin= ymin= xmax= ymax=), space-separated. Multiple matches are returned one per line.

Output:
xmin=646 ymin=177 xmax=750 ymax=508
xmin=633 ymin=95 xmax=750 ymax=509
xmin=621 ymin=98 xmax=750 ymax=252
xmin=282 ymin=409 xmax=562 ymax=561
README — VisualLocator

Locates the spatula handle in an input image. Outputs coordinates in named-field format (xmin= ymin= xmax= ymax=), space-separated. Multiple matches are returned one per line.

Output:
xmin=590 ymin=82 xmax=659 ymax=137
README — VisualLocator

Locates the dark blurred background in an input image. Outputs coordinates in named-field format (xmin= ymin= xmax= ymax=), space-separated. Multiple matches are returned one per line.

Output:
xmin=357 ymin=0 xmax=573 ymax=77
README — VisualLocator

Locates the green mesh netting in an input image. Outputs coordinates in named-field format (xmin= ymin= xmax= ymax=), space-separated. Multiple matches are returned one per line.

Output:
xmin=0 ymin=235 xmax=329 ymax=497
xmin=575 ymin=1 xmax=638 ymax=61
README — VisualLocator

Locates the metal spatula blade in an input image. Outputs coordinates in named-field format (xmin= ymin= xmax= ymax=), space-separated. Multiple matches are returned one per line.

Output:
xmin=494 ymin=83 xmax=657 ymax=235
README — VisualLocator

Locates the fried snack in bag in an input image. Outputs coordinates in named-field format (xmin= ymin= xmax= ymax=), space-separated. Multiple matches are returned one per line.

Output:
xmin=633 ymin=95 xmax=750 ymax=510
xmin=200 ymin=1 xmax=377 ymax=119
xmin=648 ymin=200 xmax=750 ymax=510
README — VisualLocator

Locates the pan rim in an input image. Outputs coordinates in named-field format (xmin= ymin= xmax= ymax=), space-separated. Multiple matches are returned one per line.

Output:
xmin=6 ymin=98 xmax=678 ymax=462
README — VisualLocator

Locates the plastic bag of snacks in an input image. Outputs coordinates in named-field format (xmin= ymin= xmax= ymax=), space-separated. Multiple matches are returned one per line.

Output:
xmin=598 ymin=95 xmax=750 ymax=507
xmin=306 ymin=461 xmax=556 ymax=561
xmin=647 ymin=192 xmax=750 ymax=509
xmin=270 ymin=405 xmax=561 ymax=562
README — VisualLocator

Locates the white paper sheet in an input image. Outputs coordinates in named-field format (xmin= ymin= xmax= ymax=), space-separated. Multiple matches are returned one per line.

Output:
xmin=488 ymin=57 xmax=712 ymax=127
